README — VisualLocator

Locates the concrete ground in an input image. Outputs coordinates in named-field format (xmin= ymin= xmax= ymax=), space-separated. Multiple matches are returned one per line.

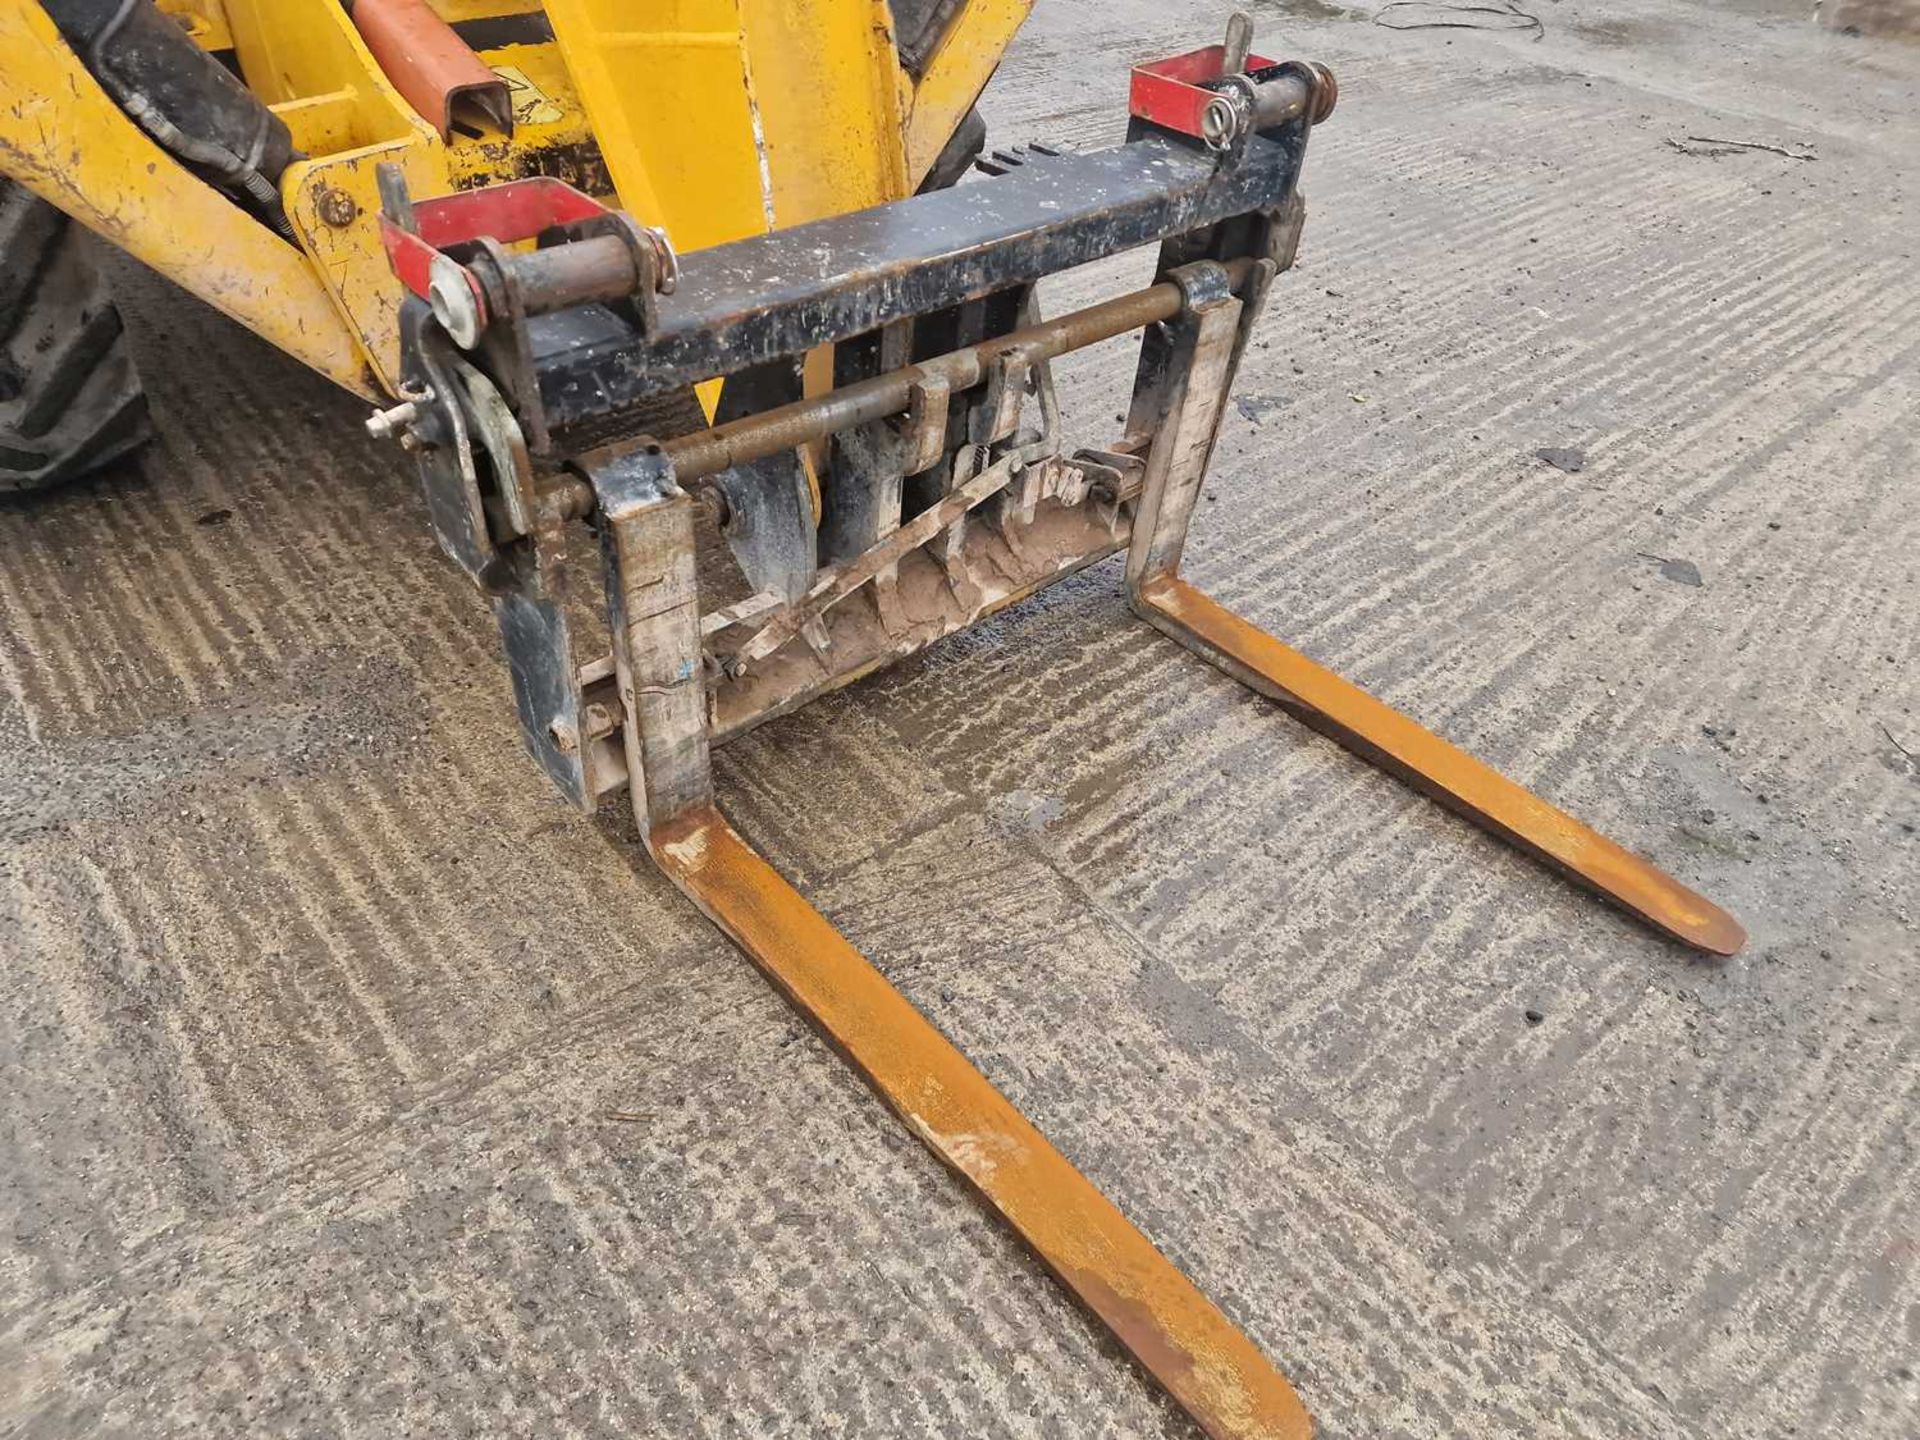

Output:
xmin=3 ymin=0 xmax=1917 ymax=1435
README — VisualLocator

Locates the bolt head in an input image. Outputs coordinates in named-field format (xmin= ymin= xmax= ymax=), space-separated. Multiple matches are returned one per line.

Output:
xmin=317 ymin=187 xmax=358 ymax=228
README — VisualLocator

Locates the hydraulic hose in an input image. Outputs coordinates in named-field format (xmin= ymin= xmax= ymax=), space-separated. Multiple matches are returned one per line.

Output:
xmin=41 ymin=0 xmax=299 ymax=236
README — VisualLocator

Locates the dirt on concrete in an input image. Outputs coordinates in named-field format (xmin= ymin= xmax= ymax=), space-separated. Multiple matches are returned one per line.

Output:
xmin=2 ymin=2 xmax=1916 ymax=1437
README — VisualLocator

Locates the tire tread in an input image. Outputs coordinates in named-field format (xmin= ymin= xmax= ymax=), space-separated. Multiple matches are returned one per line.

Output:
xmin=0 ymin=179 xmax=150 ymax=492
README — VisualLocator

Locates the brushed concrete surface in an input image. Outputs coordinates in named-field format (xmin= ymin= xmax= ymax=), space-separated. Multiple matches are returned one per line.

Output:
xmin=2 ymin=1 xmax=1916 ymax=1436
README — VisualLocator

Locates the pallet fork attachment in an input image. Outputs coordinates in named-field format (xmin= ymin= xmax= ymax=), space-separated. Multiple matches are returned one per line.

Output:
xmin=374 ymin=22 xmax=1742 ymax=1436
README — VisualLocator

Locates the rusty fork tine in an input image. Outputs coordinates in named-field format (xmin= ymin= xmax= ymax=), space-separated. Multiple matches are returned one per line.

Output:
xmin=597 ymin=401 xmax=1314 ymax=1438
xmin=1134 ymin=574 xmax=1746 ymax=956
xmin=649 ymin=804 xmax=1313 ymax=1440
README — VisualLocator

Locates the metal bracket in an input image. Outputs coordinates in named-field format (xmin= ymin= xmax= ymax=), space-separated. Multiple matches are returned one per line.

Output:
xmin=710 ymin=360 xmax=821 ymax=605
xmin=587 ymin=444 xmax=711 ymax=834
xmin=377 ymin=165 xmax=676 ymax=452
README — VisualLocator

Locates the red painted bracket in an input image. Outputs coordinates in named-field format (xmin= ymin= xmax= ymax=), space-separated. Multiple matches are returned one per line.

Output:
xmin=379 ymin=175 xmax=611 ymax=319
xmin=1129 ymin=44 xmax=1281 ymax=138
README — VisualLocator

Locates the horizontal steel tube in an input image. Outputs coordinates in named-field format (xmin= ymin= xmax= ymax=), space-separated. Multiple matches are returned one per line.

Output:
xmin=659 ymin=259 xmax=1252 ymax=483
xmin=528 ymin=131 xmax=1304 ymax=422
xmin=506 ymin=235 xmax=638 ymax=314
xmin=1249 ymin=73 xmax=1312 ymax=129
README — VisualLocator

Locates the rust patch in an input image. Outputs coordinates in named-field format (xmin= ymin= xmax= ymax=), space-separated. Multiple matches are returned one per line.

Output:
xmin=453 ymin=138 xmax=612 ymax=197
xmin=1069 ymin=1266 xmax=1207 ymax=1409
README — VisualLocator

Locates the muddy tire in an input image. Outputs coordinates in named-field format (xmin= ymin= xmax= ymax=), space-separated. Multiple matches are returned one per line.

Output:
xmin=0 ymin=178 xmax=151 ymax=493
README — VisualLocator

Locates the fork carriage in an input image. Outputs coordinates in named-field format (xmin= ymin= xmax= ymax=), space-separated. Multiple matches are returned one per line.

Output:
xmin=372 ymin=36 xmax=1739 ymax=1440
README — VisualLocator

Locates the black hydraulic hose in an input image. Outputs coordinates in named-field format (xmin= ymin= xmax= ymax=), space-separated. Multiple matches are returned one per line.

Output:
xmin=41 ymin=0 xmax=299 ymax=237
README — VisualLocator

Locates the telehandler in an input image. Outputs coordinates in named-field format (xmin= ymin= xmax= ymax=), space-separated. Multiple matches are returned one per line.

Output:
xmin=0 ymin=3 xmax=1743 ymax=1434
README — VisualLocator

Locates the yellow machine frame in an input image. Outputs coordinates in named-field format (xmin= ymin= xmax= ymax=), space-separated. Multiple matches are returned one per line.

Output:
xmin=0 ymin=0 xmax=1029 ymax=397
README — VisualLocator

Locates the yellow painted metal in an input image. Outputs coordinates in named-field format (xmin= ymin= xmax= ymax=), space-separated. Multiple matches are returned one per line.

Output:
xmin=540 ymin=0 xmax=947 ymax=255
xmin=540 ymin=0 xmax=909 ymax=425
xmin=737 ymin=0 xmax=909 ymax=217
xmin=540 ymin=2 xmax=768 ymax=252
xmin=538 ymin=0 xmax=1012 ymax=421
xmin=224 ymin=0 xmax=419 ymax=140
xmin=210 ymin=0 xmax=444 ymax=392
xmin=155 ymin=0 xmax=233 ymax=52
xmin=4 ymin=0 xmax=1032 ymax=402
xmin=0 ymin=1 xmax=372 ymax=397
xmin=221 ymin=1 xmax=613 ymax=393
xmin=904 ymin=0 xmax=1032 ymax=182
xmin=442 ymin=42 xmax=608 ymax=196
xmin=223 ymin=0 xmax=597 ymax=394
xmin=537 ymin=7 xmax=743 ymax=251
xmin=283 ymin=29 xmax=607 ymax=393
xmin=651 ymin=804 xmax=1315 ymax=1440
xmin=283 ymin=146 xmax=453 ymax=393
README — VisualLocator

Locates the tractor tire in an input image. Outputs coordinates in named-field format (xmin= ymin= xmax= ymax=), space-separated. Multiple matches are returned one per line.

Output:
xmin=0 ymin=178 xmax=152 ymax=493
